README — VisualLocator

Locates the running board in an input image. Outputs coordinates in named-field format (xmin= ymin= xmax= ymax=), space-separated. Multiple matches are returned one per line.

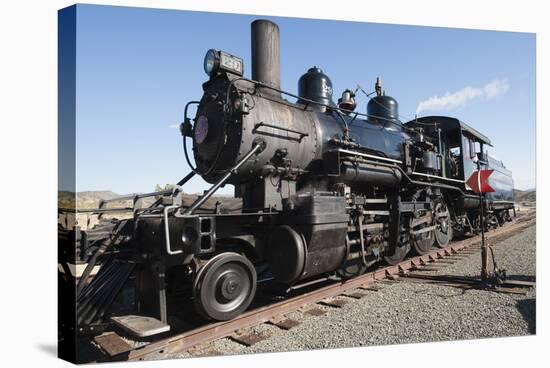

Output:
xmin=111 ymin=315 xmax=170 ymax=338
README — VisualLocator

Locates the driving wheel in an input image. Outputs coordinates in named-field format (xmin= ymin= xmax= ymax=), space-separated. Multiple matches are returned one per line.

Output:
xmin=434 ymin=201 xmax=453 ymax=247
xmin=410 ymin=213 xmax=435 ymax=255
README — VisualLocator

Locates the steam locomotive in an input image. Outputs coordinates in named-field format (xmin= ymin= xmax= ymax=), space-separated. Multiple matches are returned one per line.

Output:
xmin=60 ymin=19 xmax=514 ymax=337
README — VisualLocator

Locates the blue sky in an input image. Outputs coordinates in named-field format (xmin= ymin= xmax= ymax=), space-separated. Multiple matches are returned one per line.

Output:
xmin=68 ymin=4 xmax=536 ymax=194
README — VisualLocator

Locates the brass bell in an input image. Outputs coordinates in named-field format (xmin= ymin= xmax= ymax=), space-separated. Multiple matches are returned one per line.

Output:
xmin=338 ymin=89 xmax=356 ymax=113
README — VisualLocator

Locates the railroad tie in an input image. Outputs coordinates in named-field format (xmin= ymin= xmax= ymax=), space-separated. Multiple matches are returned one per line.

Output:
xmin=94 ymin=332 xmax=132 ymax=358
xmin=303 ymin=307 xmax=327 ymax=316
xmin=269 ymin=317 xmax=301 ymax=330
xmin=344 ymin=292 xmax=367 ymax=299
xmin=319 ymin=298 xmax=349 ymax=308
xmin=230 ymin=330 xmax=270 ymax=347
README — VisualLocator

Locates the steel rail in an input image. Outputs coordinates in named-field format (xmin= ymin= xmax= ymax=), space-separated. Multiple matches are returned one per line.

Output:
xmin=116 ymin=215 xmax=534 ymax=361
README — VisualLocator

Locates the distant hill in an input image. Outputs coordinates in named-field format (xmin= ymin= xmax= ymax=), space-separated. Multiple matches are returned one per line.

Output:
xmin=58 ymin=190 xmax=154 ymax=209
xmin=514 ymin=189 xmax=536 ymax=203
xmin=58 ymin=189 xmax=237 ymax=210
xmin=77 ymin=190 xmax=119 ymax=200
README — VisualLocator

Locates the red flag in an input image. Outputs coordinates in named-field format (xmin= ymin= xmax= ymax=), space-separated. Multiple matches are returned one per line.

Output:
xmin=466 ymin=170 xmax=495 ymax=194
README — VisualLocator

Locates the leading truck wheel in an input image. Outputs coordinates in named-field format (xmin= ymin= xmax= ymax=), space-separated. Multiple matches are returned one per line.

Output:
xmin=193 ymin=252 xmax=257 ymax=321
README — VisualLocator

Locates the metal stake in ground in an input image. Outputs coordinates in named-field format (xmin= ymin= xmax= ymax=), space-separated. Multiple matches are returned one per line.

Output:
xmin=478 ymin=163 xmax=488 ymax=282
xmin=466 ymin=159 xmax=495 ymax=283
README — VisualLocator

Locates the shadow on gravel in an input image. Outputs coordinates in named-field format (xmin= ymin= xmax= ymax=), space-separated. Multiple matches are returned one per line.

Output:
xmin=412 ymin=284 xmax=470 ymax=299
xmin=516 ymin=298 xmax=536 ymax=334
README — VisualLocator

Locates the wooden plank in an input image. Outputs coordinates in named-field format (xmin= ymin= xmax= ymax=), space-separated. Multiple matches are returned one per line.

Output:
xmin=319 ymin=299 xmax=348 ymax=308
xmin=94 ymin=332 xmax=132 ymax=357
xmin=344 ymin=292 xmax=366 ymax=299
xmin=269 ymin=318 xmax=300 ymax=330
xmin=433 ymin=260 xmax=458 ymax=264
xmin=500 ymin=280 xmax=536 ymax=288
xmin=414 ymin=267 xmax=443 ymax=272
xmin=230 ymin=331 xmax=269 ymax=346
xmin=359 ymin=285 xmax=381 ymax=291
xmin=304 ymin=307 xmax=327 ymax=316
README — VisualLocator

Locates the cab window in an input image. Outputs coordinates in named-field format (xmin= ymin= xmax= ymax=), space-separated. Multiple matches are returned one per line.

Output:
xmin=472 ymin=141 xmax=481 ymax=158
xmin=462 ymin=135 xmax=471 ymax=159
xmin=462 ymin=135 xmax=478 ymax=160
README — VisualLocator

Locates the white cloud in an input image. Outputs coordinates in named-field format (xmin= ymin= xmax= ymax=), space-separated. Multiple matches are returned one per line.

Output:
xmin=416 ymin=79 xmax=510 ymax=114
xmin=168 ymin=123 xmax=180 ymax=129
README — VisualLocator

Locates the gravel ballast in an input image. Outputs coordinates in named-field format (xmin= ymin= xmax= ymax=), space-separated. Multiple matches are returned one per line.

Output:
xmin=177 ymin=224 xmax=536 ymax=358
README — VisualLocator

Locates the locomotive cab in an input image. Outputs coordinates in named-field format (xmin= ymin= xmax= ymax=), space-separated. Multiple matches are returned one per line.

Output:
xmin=405 ymin=116 xmax=492 ymax=184
xmin=405 ymin=116 xmax=514 ymax=229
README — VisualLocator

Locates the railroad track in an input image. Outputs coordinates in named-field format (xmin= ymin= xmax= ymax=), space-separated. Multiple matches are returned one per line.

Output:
xmin=93 ymin=212 xmax=536 ymax=362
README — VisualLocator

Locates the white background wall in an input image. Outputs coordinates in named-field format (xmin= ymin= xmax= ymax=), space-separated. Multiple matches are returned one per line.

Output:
xmin=0 ymin=1 xmax=546 ymax=367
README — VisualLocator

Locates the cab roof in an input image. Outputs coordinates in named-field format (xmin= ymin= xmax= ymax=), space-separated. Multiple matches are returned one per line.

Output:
xmin=405 ymin=116 xmax=492 ymax=146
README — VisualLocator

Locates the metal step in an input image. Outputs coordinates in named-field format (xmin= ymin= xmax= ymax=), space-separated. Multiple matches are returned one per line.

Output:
xmin=111 ymin=315 xmax=170 ymax=337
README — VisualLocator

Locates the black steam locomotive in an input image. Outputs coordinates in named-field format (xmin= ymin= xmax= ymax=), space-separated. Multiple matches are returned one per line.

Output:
xmin=60 ymin=19 xmax=514 ymax=337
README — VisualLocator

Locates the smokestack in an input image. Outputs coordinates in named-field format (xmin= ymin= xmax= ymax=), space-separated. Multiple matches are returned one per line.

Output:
xmin=251 ymin=20 xmax=281 ymax=98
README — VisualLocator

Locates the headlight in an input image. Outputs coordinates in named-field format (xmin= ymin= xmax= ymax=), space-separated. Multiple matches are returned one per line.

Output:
xmin=203 ymin=49 xmax=243 ymax=77
xmin=203 ymin=49 xmax=218 ymax=76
